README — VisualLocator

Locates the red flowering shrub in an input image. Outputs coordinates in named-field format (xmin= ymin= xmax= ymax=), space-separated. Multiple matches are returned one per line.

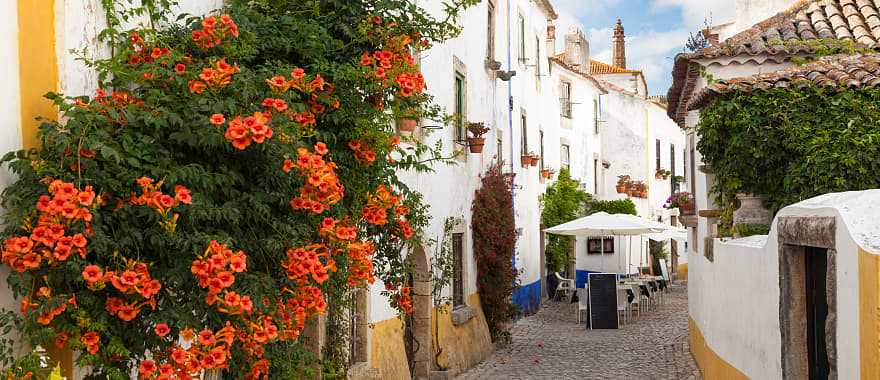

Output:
xmin=0 ymin=0 xmax=475 ymax=377
xmin=471 ymin=162 xmax=519 ymax=342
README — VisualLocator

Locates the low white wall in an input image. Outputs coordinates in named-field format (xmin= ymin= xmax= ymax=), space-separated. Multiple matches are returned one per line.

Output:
xmin=689 ymin=190 xmax=877 ymax=379
xmin=688 ymin=236 xmax=782 ymax=378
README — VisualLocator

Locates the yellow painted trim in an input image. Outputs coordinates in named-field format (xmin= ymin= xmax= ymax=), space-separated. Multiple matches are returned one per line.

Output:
xmin=17 ymin=0 xmax=58 ymax=149
xmin=859 ymin=249 xmax=880 ymax=379
xmin=689 ymin=316 xmax=749 ymax=380
xmin=18 ymin=2 xmax=64 ymax=374
xmin=677 ymin=263 xmax=688 ymax=281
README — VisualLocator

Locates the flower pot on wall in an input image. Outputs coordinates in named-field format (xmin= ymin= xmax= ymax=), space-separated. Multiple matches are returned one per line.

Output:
xmin=733 ymin=193 xmax=770 ymax=225
xmin=529 ymin=156 xmax=539 ymax=167
xmin=616 ymin=185 xmax=627 ymax=194
xmin=521 ymin=155 xmax=531 ymax=168
xmin=679 ymin=202 xmax=695 ymax=216
xmin=541 ymin=169 xmax=551 ymax=179
xmin=467 ymin=137 xmax=485 ymax=153
xmin=397 ymin=118 xmax=417 ymax=134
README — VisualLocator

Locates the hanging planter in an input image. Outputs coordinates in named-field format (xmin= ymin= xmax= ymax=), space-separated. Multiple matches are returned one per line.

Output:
xmin=466 ymin=122 xmax=490 ymax=154
xmin=540 ymin=168 xmax=555 ymax=179
xmin=396 ymin=118 xmax=418 ymax=134
xmin=467 ymin=137 xmax=485 ymax=153
xmin=528 ymin=152 xmax=539 ymax=167
xmin=655 ymin=168 xmax=671 ymax=180
xmin=521 ymin=154 xmax=531 ymax=168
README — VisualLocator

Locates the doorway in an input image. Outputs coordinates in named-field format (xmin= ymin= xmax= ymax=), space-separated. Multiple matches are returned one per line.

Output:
xmin=805 ymin=247 xmax=829 ymax=380
xmin=778 ymin=216 xmax=837 ymax=380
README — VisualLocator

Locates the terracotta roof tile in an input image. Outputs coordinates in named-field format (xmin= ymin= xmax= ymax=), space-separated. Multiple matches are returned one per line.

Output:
xmin=667 ymin=0 xmax=880 ymax=125
xmin=687 ymin=53 xmax=880 ymax=109
xmin=589 ymin=59 xmax=642 ymax=75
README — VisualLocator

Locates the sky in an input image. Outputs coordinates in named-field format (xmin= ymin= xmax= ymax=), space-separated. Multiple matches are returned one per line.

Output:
xmin=552 ymin=0 xmax=736 ymax=95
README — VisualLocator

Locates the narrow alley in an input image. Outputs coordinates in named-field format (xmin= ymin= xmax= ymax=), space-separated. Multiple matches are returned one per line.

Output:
xmin=457 ymin=284 xmax=699 ymax=380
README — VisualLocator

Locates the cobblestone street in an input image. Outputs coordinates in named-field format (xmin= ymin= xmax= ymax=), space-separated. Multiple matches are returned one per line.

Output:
xmin=457 ymin=283 xmax=700 ymax=380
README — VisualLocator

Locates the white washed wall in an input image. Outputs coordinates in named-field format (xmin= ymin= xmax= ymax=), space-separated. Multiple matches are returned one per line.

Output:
xmin=689 ymin=191 xmax=879 ymax=379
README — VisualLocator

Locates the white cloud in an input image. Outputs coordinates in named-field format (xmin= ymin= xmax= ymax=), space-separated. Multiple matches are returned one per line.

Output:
xmin=552 ymin=0 xmax=622 ymax=19
xmin=652 ymin=0 xmax=735 ymax=29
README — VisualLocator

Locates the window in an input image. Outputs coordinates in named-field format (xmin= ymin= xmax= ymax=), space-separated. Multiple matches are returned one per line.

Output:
xmin=587 ymin=237 xmax=614 ymax=254
xmin=682 ymin=147 xmax=687 ymax=183
xmin=486 ymin=2 xmax=495 ymax=60
xmin=452 ymin=232 xmax=464 ymax=307
xmin=518 ymin=14 xmax=526 ymax=62
xmin=560 ymin=144 xmax=570 ymax=171
xmin=535 ymin=35 xmax=541 ymax=79
xmin=671 ymin=144 xmax=677 ymax=193
xmin=520 ymin=113 xmax=528 ymax=156
xmin=497 ymin=137 xmax=503 ymax=166
xmin=593 ymin=99 xmax=600 ymax=133
xmin=655 ymin=139 xmax=661 ymax=171
xmin=593 ymin=159 xmax=599 ymax=194
xmin=454 ymin=72 xmax=465 ymax=141
xmin=539 ymin=131 xmax=544 ymax=170
xmin=560 ymin=81 xmax=572 ymax=118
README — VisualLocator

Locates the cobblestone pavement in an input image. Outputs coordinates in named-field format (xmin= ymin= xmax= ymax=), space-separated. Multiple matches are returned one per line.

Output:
xmin=457 ymin=283 xmax=701 ymax=380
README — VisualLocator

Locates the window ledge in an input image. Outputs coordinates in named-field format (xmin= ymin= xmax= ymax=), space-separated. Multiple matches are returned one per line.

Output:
xmin=451 ymin=305 xmax=476 ymax=326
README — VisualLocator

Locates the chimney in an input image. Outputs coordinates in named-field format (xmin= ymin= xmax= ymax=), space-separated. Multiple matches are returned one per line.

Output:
xmin=612 ymin=19 xmax=626 ymax=69
xmin=563 ymin=27 xmax=590 ymax=70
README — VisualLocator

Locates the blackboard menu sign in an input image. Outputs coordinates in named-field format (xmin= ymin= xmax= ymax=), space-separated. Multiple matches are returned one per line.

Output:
xmin=588 ymin=273 xmax=619 ymax=329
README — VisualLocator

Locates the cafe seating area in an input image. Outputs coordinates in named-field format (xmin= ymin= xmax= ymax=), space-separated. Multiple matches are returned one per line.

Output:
xmin=562 ymin=272 xmax=669 ymax=328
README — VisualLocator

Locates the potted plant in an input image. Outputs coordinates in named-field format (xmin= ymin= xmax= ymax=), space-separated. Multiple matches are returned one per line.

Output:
xmin=540 ymin=167 xmax=555 ymax=179
xmin=521 ymin=153 xmax=531 ymax=168
xmin=528 ymin=152 xmax=539 ymax=167
xmin=665 ymin=192 xmax=695 ymax=215
xmin=395 ymin=107 xmax=421 ymax=134
xmin=466 ymin=122 xmax=490 ymax=153
xmin=655 ymin=168 xmax=671 ymax=180
xmin=630 ymin=181 xmax=647 ymax=198
xmin=616 ymin=175 xmax=630 ymax=193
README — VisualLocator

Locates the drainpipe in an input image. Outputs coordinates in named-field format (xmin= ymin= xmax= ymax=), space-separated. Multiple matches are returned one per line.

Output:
xmin=506 ymin=0 xmax=516 ymax=272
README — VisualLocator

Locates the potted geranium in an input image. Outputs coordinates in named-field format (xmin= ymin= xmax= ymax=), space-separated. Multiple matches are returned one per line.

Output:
xmin=616 ymin=175 xmax=630 ymax=193
xmin=665 ymin=192 xmax=695 ymax=215
xmin=466 ymin=122 xmax=490 ymax=153
xmin=631 ymin=181 xmax=647 ymax=198
xmin=540 ymin=167 xmax=554 ymax=179
xmin=521 ymin=152 xmax=531 ymax=168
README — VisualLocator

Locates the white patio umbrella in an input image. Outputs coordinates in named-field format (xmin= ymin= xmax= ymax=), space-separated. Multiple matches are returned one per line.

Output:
xmin=544 ymin=212 xmax=660 ymax=273
xmin=618 ymin=214 xmax=687 ymax=270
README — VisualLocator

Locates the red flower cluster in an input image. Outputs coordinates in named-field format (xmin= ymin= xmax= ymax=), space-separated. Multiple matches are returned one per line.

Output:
xmin=138 ymin=324 xmax=237 ymax=379
xmin=287 ymin=144 xmax=344 ymax=214
xmin=361 ymin=184 xmax=401 ymax=226
xmin=97 ymin=259 xmax=162 ymax=322
xmin=264 ymin=69 xmax=339 ymax=127
xmin=216 ymin=111 xmax=274 ymax=150
xmin=2 ymin=180 xmax=96 ymax=272
xmin=192 ymin=14 xmax=239 ymax=49
xmin=80 ymin=331 xmax=101 ymax=355
xmin=387 ymin=284 xmax=413 ymax=314
xmin=74 ymin=89 xmax=145 ymax=125
xmin=26 ymin=289 xmax=77 ymax=326
xmin=347 ymin=140 xmax=377 ymax=165
xmin=126 ymin=31 xmax=171 ymax=66
xmin=359 ymin=21 xmax=426 ymax=98
xmin=281 ymin=244 xmax=335 ymax=285
xmin=346 ymin=241 xmax=376 ymax=286
xmin=191 ymin=240 xmax=249 ymax=311
xmin=188 ymin=58 xmax=239 ymax=94
xmin=130 ymin=177 xmax=192 ymax=232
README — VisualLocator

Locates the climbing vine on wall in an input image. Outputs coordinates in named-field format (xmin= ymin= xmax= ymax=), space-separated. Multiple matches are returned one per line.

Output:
xmin=697 ymin=86 xmax=880 ymax=213
xmin=0 ymin=0 xmax=477 ymax=378
xmin=471 ymin=163 xmax=518 ymax=342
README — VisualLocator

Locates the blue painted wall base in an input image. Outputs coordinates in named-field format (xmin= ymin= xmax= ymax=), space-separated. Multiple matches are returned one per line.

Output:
xmin=512 ymin=279 xmax=541 ymax=315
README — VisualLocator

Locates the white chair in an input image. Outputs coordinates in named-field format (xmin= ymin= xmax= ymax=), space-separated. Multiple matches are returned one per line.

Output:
xmin=576 ymin=288 xmax=589 ymax=324
xmin=629 ymin=284 xmax=643 ymax=316
xmin=554 ymin=272 xmax=575 ymax=302
xmin=616 ymin=288 xmax=628 ymax=325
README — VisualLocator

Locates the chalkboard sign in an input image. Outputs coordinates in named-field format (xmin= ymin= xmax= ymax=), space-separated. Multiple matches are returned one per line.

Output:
xmin=588 ymin=273 xmax=619 ymax=329
xmin=659 ymin=259 xmax=670 ymax=282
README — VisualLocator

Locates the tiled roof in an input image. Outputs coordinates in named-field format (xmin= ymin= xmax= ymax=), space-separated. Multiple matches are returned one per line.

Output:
xmin=667 ymin=0 xmax=880 ymax=125
xmin=688 ymin=53 xmax=880 ymax=110
xmin=548 ymin=55 xmax=609 ymax=94
xmin=536 ymin=0 xmax=558 ymax=20
xmin=589 ymin=59 xmax=642 ymax=75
